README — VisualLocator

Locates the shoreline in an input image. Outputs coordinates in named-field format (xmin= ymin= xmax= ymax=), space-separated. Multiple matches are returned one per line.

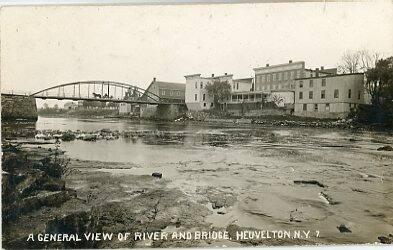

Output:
xmin=31 ymin=114 xmax=393 ymax=132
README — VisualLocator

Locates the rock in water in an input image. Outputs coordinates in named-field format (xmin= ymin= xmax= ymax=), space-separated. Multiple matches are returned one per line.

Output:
xmin=337 ymin=224 xmax=352 ymax=233
xmin=152 ymin=172 xmax=162 ymax=178
xmin=377 ymin=145 xmax=393 ymax=151
xmin=378 ymin=234 xmax=393 ymax=244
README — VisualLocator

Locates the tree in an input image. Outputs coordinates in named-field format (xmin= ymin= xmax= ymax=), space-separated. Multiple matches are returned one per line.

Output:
xmin=356 ymin=56 xmax=393 ymax=126
xmin=365 ymin=56 xmax=393 ymax=106
xmin=358 ymin=49 xmax=380 ymax=72
xmin=338 ymin=50 xmax=360 ymax=73
xmin=338 ymin=49 xmax=381 ymax=74
xmin=205 ymin=81 xmax=231 ymax=110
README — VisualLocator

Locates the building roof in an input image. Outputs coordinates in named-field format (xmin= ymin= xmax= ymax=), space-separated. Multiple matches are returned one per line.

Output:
xmin=295 ymin=72 xmax=364 ymax=81
xmin=184 ymin=73 xmax=233 ymax=79
xmin=184 ymin=74 xmax=201 ymax=78
xmin=253 ymin=61 xmax=305 ymax=71
xmin=146 ymin=79 xmax=185 ymax=92
xmin=304 ymin=68 xmax=337 ymax=75
xmin=152 ymin=81 xmax=185 ymax=90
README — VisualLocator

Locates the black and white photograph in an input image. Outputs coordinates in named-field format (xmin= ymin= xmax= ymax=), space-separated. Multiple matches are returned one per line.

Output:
xmin=1 ymin=0 xmax=392 ymax=249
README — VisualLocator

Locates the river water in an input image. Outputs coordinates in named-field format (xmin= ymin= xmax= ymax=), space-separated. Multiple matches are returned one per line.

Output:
xmin=27 ymin=117 xmax=393 ymax=244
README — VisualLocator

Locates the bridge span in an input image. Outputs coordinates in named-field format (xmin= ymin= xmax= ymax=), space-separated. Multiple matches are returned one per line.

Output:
xmin=29 ymin=80 xmax=183 ymax=105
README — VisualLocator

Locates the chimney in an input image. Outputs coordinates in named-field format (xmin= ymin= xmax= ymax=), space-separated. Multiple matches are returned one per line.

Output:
xmin=224 ymin=73 xmax=227 ymax=75
xmin=153 ymin=77 xmax=156 ymax=82
xmin=315 ymin=68 xmax=319 ymax=77
xmin=321 ymin=66 xmax=324 ymax=71
xmin=289 ymin=60 xmax=292 ymax=63
xmin=266 ymin=63 xmax=269 ymax=67
xmin=211 ymin=74 xmax=215 ymax=77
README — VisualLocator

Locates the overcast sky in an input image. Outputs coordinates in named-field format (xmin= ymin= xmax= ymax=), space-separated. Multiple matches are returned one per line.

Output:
xmin=1 ymin=1 xmax=393 ymax=95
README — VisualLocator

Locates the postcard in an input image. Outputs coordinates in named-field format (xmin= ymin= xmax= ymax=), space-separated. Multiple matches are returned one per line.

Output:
xmin=1 ymin=0 xmax=392 ymax=249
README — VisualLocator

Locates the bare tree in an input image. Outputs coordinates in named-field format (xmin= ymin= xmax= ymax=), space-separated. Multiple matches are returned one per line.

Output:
xmin=338 ymin=50 xmax=360 ymax=73
xmin=358 ymin=49 xmax=380 ymax=72
xmin=338 ymin=49 xmax=381 ymax=73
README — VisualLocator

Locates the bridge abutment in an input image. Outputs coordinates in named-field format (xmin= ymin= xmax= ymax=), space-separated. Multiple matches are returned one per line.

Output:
xmin=140 ymin=103 xmax=187 ymax=120
xmin=1 ymin=94 xmax=38 ymax=121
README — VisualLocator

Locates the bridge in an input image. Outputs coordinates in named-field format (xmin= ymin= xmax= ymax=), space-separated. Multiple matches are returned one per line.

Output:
xmin=22 ymin=80 xmax=181 ymax=105
xmin=2 ymin=80 xmax=187 ymax=121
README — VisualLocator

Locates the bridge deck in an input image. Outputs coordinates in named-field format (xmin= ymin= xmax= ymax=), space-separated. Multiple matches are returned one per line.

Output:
xmin=31 ymin=95 xmax=184 ymax=105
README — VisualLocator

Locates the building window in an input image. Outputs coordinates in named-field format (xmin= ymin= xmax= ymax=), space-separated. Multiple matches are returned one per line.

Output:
xmin=296 ymin=70 xmax=301 ymax=78
xmin=195 ymin=82 xmax=197 ymax=89
xmin=195 ymin=94 xmax=198 ymax=101
xmin=200 ymin=82 xmax=203 ymax=89
xmin=309 ymin=91 xmax=313 ymax=99
xmin=203 ymin=93 xmax=205 ymax=101
xmin=162 ymin=90 xmax=166 ymax=95
xmin=299 ymin=81 xmax=303 ymax=88
xmin=334 ymin=89 xmax=339 ymax=98
xmin=233 ymin=83 xmax=236 ymax=89
xmin=278 ymin=73 xmax=282 ymax=81
xmin=314 ymin=104 xmax=318 ymax=112
xmin=177 ymin=91 xmax=180 ymax=96
xmin=261 ymin=75 xmax=265 ymax=83
xmin=203 ymin=103 xmax=206 ymax=107
xmin=309 ymin=79 xmax=313 ymax=87
xmin=326 ymin=103 xmax=330 ymax=111
xmin=290 ymin=71 xmax=294 ymax=79
xmin=299 ymin=92 xmax=303 ymax=99
xmin=210 ymin=103 xmax=214 ymax=107
xmin=322 ymin=78 xmax=326 ymax=86
xmin=237 ymin=83 xmax=239 ymax=90
xmin=321 ymin=90 xmax=325 ymax=99
xmin=272 ymin=74 xmax=276 ymax=82
xmin=348 ymin=89 xmax=352 ymax=99
xmin=303 ymin=104 xmax=307 ymax=111
xmin=358 ymin=90 xmax=361 ymax=100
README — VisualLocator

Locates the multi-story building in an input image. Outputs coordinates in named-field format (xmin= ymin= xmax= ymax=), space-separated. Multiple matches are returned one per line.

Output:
xmin=185 ymin=73 xmax=233 ymax=111
xmin=253 ymin=60 xmax=336 ymax=91
xmin=294 ymin=73 xmax=365 ymax=118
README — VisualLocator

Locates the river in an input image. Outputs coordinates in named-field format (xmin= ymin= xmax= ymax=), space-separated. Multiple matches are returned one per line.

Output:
xmin=12 ymin=116 xmax=393 ymax=245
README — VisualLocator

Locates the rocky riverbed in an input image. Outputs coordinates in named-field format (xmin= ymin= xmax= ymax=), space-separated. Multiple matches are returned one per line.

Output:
xmin=3 ymin=117 xmax=393 ymax=248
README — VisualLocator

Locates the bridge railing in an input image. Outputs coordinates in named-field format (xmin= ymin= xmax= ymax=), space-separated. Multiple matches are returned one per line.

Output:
xmin=1 ymin=90 xmax=32 ymax=96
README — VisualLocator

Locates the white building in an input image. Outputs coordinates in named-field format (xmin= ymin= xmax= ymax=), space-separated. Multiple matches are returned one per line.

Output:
xmin=294 ymin=73 xmax=365 ymax=118
xmin=185 ymin=73 xmax=233 ymax=111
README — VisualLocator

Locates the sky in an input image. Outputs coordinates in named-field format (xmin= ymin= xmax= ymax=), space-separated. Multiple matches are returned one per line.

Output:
xmin=1 ymin=1 xmax=393 ymax=107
